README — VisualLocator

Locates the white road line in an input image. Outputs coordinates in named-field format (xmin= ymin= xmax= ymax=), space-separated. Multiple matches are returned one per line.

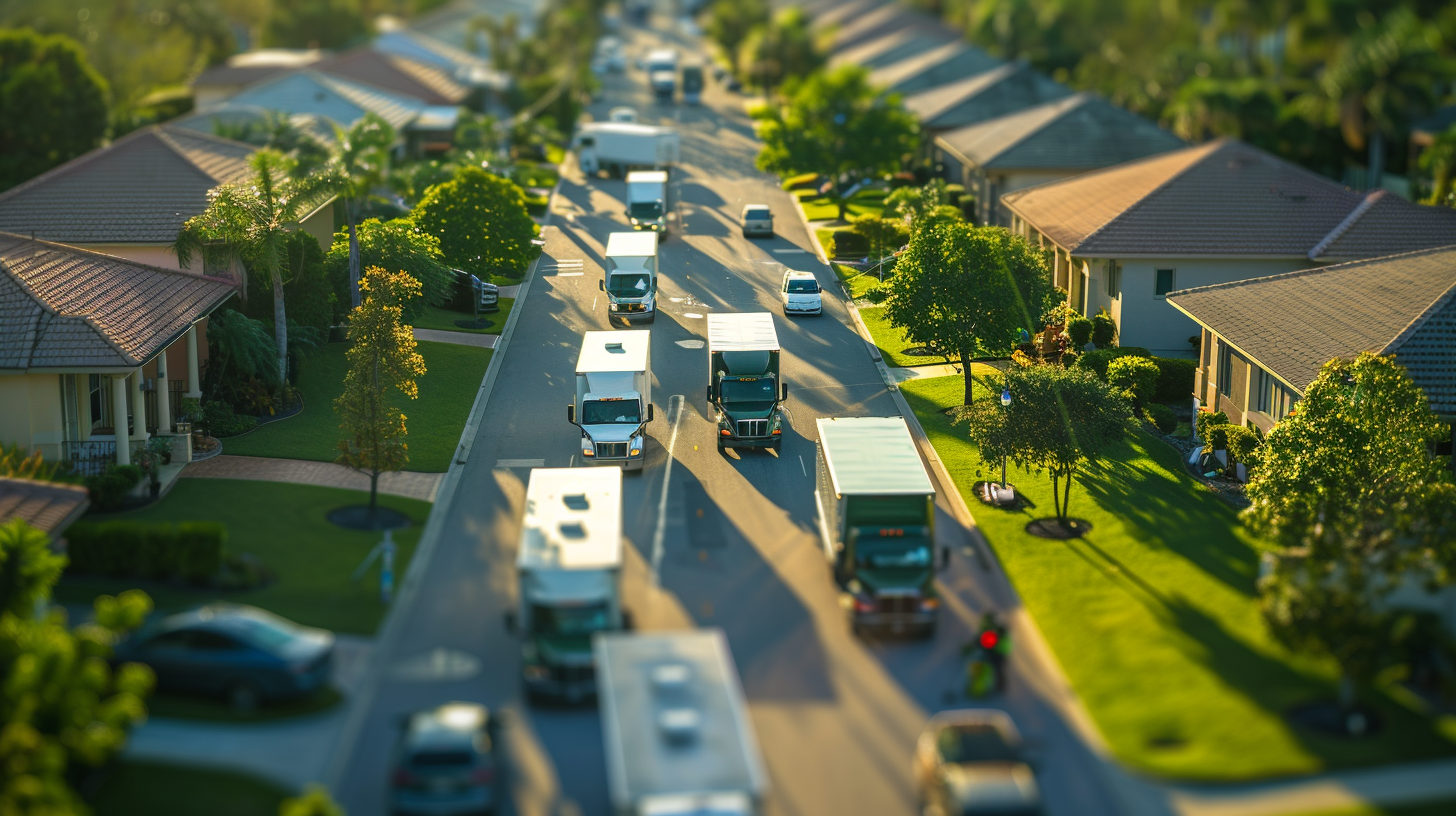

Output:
xmin=799 ymin=455 xmax=808 ymax=477
xmin=495 ymin=458 xmax=546 ymax=468
xmin=773 ymin=248 xmax=809 ymax=254
xmin=651 ymin=395 xmax=685 ymax=586
xmin=592 ymin=297 xmax=598 ymax=310
xmin=553 ymin=271 xmax=584 ymax=277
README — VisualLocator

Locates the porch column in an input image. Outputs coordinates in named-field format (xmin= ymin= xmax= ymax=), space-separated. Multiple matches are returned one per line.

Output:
xmin=155 ymin=350 xmax=172 ymax=434
xmin=185 ymin=324 xmax=202 ymax=399
xmin=129 ymin=368 xmax=149 ymax=444
xmin=112 ymin=374 xmax=131 ymax=466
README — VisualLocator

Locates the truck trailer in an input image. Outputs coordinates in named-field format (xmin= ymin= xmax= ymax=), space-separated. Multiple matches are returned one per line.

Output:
xmin=625 ymin=170 xmax=669 ymax=237
xmin=510 ymin=467 xmax=625 ymax=704
xmin=573 ymin=122 xmax=680 ymax=178
xmin=601 ymin=231 xmax=659 ymax=323
xmin=681 ymin=63 xmax=704 ymax=105
xmin=568 ymin=331 xmax=654 ymax=471
xmin=596 ymin=629 xmax=769 ymax=816
xmin=707 ymin=313 xmax=786 ymax=453
xmin=815 ymin=416 xmax=940 ymax=636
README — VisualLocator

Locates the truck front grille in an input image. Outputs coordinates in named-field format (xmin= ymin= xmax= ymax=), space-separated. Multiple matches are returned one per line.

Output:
xmin=557 ymin=664 xmax=595 ymax=684
xmin=737 ymin=419 xmax=768 ymax=437
xmin=596 ymin=442 xmax=628 ymax=458
xmin=877 ymin=595 xmax=919 ymax=614
xmin=618 ymin=302 xmax=642 ymax=312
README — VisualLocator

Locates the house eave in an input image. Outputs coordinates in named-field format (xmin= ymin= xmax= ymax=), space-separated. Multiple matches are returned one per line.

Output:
xmin=1165 ymin=298 xmax=1305 ymax=394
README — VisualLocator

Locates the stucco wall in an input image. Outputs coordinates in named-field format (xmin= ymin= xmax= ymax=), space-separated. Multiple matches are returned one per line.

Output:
xmin=0 ymin=373 xmax=65 ymax=459
xmin=301 ymin=201 xmax=339 ymax=253
xmin=73 ymin=244 xmax=182 ymax=271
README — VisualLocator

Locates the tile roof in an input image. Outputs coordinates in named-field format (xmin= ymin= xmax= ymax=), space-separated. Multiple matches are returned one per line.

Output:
xmin=811 ymin=0 xmax=885 ymax=33
xmin=316 ymin=47 xmax=470 ymax=105
xmin=371 ymin=28 xmax=508 ymax=89
xmin=192 ymin=49 xmax=325 ymax=91
xmin=1002 ymin=139 xmax=1456 ymax=258
xmin=0 ymin=233 xmax=235 ymax=371
xmin=1167 ymin=245 xmax=1456 ymax=414
xmin=0 ymin=477 xmax=90 ymax=537
xmin=869 ymin=42 xmax=1004 ymax=96
xmin=0 ymin=126 xmax=255 ymax=245
xmin=172 ymin=70 xmax=427 ymax=138
xmin=830 ymin=28 xmax=960 ymax=71
xmin=903 ymin=62 xmax=1073 ymax=131
xmin=935 ymin=93 xmax=1185 ymax=170
xmin=828 ymin=3 xmax=949 ymax=53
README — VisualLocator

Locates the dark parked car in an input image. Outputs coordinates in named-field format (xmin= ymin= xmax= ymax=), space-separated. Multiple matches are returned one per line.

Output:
xmin=390 ymin=702 xmax=502 ymax=816
xmin=113 ymin=604 xmax=334 ymax=710
xmin=913 ymin=709 xmax=1042 ymax=816
xmin=449 ymin=270 xmax=500 ymax=314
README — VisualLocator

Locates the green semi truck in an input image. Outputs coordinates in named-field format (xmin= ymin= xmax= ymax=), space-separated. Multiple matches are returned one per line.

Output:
xmin=815 ymin=416 xmax=940 ymax=637
xmin=706 ymin=313 xmax=787 ymax=453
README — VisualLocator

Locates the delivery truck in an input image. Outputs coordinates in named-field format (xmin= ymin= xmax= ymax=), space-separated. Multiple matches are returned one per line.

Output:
xmin=573 ymin=122 xmax=680 ymax=178
xmin=681 ymin=63 xmax=704 ymax=105
xmin=568 ymin=331 xmax=654 ymax=472
xmin=625 ymin=170 xmax=669 ymax=238
xmin=508 ymin=467 xmax=626 ymax=704
xmin=815 ymin=416 xmax=941 ymax=637
xmin=596 ymin=629 xmax=769 ymax=816
xmin=601 ymin=231 xmax=658 ymax=323
xmin=706 ymin=313 xmax=786 ymax=453
xmin=645 ymin=48 xmax=678 ymax=103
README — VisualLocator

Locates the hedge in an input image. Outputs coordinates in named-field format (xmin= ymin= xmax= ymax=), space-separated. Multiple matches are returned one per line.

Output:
xmin=1150 ymin=356 xmax=1197 ymax=403
xmin=825 ymin=230 xmax=868 ymax=259
xmin=1074 ymin=346 xmax=1150 ymax=379
xmin=84 ymin=465 xmax=143 ymax=512
xmin=783 ymin=173 xmax=822 ymax=192
xmin=66 ymin=520 xmax=225 ymax=585
xmin=1108 ymin=356 xmax=1161 ymax=404
xmin=1147 ymin=403 xmax=1178 ymax=433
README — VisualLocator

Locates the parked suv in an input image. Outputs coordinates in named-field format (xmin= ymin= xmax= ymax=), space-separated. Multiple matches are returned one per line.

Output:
xmin=741 ymin=204 xmax=773 ymax=237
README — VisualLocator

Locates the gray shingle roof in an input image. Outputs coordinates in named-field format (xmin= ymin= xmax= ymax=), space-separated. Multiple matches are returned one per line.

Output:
xmin=1167 ymin=245 xmax=1456 ymax=414
xmin=0 ymin=126 xmax=255 ymax=245
xmin=904 ymin=62 xmax=1072 ymax=131
xmin=828 ymin=4 xmax=952 ymax=53
xmin=811 ymin=0 xmax=886 ymax=33
xmin=830 ymin=28 xmax=960 ymax=71
xmin=0 ymin=477 xmax=90 ymax=537
xmin=316 ymin=47 xmax=470 ymax=105
xmin=935 ymin=93 xmax=1185 ymax=171
xmin=172 ymin=70 xmax=427 ymax=138
xmin=1002 ymin=139 xmax=1456 ymax=258
xmin=0 ymin=233 xmax=235 ymax=370
xmin=869 ymin=42 xmax=1004 ymax=96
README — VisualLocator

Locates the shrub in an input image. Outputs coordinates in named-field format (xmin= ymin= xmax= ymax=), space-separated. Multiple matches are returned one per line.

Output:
xmin=1107 ymin=356 xmax=1161 ymax=405
xmin=1091 ymin=309 xmax=1118 ymax=348
xmin=83 ymin=464 xmax=143 ymax=512
xmin=524 ymin=193 xmax=549 ymax=216
xmin=202 ymin=400 xmax=257 ymax=437
xmin=1197 ymin=410 xmax=1231 ymax=453
xmin=66 ymin=521 xmax=226 ymax=585
xmin=944 ymin=183 xmax=966 ymax=207
xmin=1150 ymin=356 xmax=1197 ymax=403
xmin=1074 ymin=346 xmax=1150 ymax=380
xmin=825 ymin=229 xmax=869 ymax=259
xmin=1147 ymin=403 xmax=1178 ymax=433
xmin=1066 ymin=315 xmax=1093 ymax=349
xmin=1225 ymin=425 xmax=1263 ymax=470
xmin=783 ymin=172 xmax=821 ymax=191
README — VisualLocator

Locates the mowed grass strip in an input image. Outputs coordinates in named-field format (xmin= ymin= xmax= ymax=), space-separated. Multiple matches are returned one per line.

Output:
xmin=899 ymin=374 xmax=1456 ymax=780
xmin=55 ymin=480 xmax=429 ymax=635
xmin=90 ymin=761 xmax=288 ymax=816
xmin=222 ymin=340 xmax=491 ymax=472
xmin=411 ymin=297 xmax=516 ymax=335
xmin=855 ymin=305 xmax=951 ymax=367
xmin=796 ymin=188 xmax=887 ymax=222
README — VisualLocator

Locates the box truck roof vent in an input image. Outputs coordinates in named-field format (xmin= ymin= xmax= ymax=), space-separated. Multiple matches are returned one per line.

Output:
xmin=656 ymin=707 xmax=701 ymax=745
xmin=563 ymin=492 xmax=590 ymax=511
xmin=650 ymin=662 xmax=691 ymax=692
xmin=557 ymin=521 xmax=587 ymax=540
xmin=606 ymin=342 xmax=625 ymax=352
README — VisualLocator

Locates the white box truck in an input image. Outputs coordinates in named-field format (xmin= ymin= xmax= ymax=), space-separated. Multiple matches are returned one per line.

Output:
xmin=626 ymin=170 xmax=669 ymax=238
xmin=568 ymin=331 xmax=654 ymax=471
xmin=509 ymin=467 xmax=626 ymax=704
xmin=573 ymin=122 xmax=680 ymax=177
xmin=706 ymin=313 xmax=787 ymax=453
xmin=645 ymin=48 xmax=679 ymax=102
xmin=601 ymin=231 xmax=658 ymax=324
xmin=596 ymin=629 xmax=769 ymax=816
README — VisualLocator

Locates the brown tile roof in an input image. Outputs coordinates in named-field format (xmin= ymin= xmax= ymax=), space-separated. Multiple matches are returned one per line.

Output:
xmin=0 ymin=233 xmax=235 ymax=371
xmin=935 ymin=93 xmax=1185 ymax=171
xmin=1167 ymin=245 xmax=1456 ymax=413
xmin=903 ymin=62 xmax=1072 ymax=131
xmin=1003 ymin=139 xmax=1456 ymax=259
xmin=0 ymin=477 xmax=90 ymax=537
xmin=316 ymin=47 xmax=470 ymax=106
xmin=0 ymin=126 xmax=255 ymax=245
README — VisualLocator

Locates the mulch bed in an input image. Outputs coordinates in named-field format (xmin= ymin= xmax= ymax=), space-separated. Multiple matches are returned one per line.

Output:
xmin=1287 ymin=700 xmax=1385 ymax=737
xmin=1026 ymin=517 xmax=1093 ymax=539
xmin=327 ymin=505 xmax=411 ymax=531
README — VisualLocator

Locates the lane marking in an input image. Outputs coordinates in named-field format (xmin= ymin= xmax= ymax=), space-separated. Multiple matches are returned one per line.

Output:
xmin=552 ymin=271 xmax=584 ymax=277
xmin=799 ymin=455 xmax=807 ymax=477
xmin=772 ymin=248 xmax=809 ymax=254
xmin=495 ymin=458 xmax=546 ymax=468
xmin=683 ymin=312 xmax=703 ymax=319
xmin=651 ymin=395 xmax=685 ymax=586
xmin=675 ymin=339 xmax=704 ymax=349
xmin=592 ymin=297 xmax=598 ymax=310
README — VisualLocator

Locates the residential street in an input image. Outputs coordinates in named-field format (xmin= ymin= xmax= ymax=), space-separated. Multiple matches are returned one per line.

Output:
xmin=329 ymin=18 xmax=1126 ymax=816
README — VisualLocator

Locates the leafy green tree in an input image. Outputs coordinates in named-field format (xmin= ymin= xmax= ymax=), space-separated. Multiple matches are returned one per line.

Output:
xmin=882 ymin=223 xmax=1056 ymax=405
xmin=214 ymin=110 xmax=332 ymax=176
xmin=336 ymin=267 xmax=427 ymax=519
xmin=0 ymin=518 xmax=65 ymax=618
xmin=740 ymin=7 xmax=825 ymax=94
xmin=325 ymin=218 xmax=453 ymax=323
xmin=756 ymin=66 xmax=919 ymax=220
xmin=706 ymin=0 xmax=769 ymax=76
xmin=175 ymin=150 xmax=342 ymax=397
xmin=263 ymin=0 xmax=370 ymax=49
xmin=0 ymin=28 xmax=109 ymax=191
xmin=849 ymin=214 xmax=909 ymax=268
xmin=885 ymin=179 xmax=962 ymax=236
xmin=1246 ymin=352 xmax=1456 ymax=712
xmin=1419 ymin=123 xmax=1456 ymax=207
xmin=330 ymin=113 xmax=399 ymax=311
xmin=411 ymin=165 xmax=540 ymax=277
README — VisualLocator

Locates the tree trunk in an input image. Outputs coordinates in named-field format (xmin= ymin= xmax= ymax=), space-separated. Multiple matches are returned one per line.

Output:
xmin=369 ymin=469 xmax=379 ymax=520
xmin=1338 ymin=673 xmax=1356 ymax=712
xmin=348 ymin=205 xmax=362 ymax=311
xmin=1050 ymin=473 xmax=1061 ymax=519
xmin=1062 ymin=469 xmax=1074 ymax=523
xmin=836 ymin=195 xmax=848 ymax=222
xmin=1367 ymin=129 xmax=1386 ymax=192
xmin=1433 ymin=166 xmax=1452 ymax=205
xmin=271 ymin=264 xmax=289 ymax=402
xmin=961 ymin=350 xmax=975 ymax=406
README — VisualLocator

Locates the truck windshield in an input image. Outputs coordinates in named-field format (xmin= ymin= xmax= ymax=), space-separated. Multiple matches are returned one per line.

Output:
xmin=629 ymin=200 xmax=663 ymax=219
xmin=856 ymin=538 xmax=932 ymax=569
xmin=581 ymin=399 xmax=641 ymax=425
xmin=785 ymin=278 xmax=819 ymax=293
xmin=531 ymin=601 xmax=611 ymax=636
xmin=607 ymin=273 xmax=651 ymax=298
xmin=719 ymin=377 xmax=776 ymax=409
xmin=683 ymin=69 xmax=703 ymax=91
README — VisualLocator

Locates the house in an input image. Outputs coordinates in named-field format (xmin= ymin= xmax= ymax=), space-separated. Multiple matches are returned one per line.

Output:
xmin=824 ymin=2 xmax=951 ymax=54
xmin=905 ymin=62 xmax=1073 ymax=137
xmin=0 ymin=234 xmax=236 ymax=473
xmin=1166 ymin=245 xmax=1456 ymax=441
xmin=370 ymin=28 xmax=511 ymax=102
xmin=190 ymin=49 xmax=325 ymax=108
xmin=934 ymin=93 xmax=1185 ymax=226
xmin=868 ymin=41 xmax=1004 ymax=97
xmin=829 ymin=27 xmax=961 ymax=71
xmin=1001 ymin=139 xmax=1456 ymax=356
xmin=315 ymin=47 xmax=472 ymax=108
xmin=400 ymin=0 xmax=543 ymax=55
xmin=809 ymin=0 xmax=886 ymax=37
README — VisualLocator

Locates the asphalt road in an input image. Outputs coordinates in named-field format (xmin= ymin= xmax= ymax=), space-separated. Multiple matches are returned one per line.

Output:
xmin=333 ymin=17 xmax=1128 ymax=816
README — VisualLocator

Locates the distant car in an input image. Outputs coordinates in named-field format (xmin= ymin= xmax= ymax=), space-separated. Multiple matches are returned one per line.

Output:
xmin=913 ymin=710 xmax=1042 ymax=816
xmin=113 ymin=604 xmax=334 ymax=711
xmin=390 ymin=702 xmax=502 ymax=816
xmin=725 ymin=75 xmax=742 ymax=92
xmin=609 ymin=106 xmax=638 ymax=123
xmin=450 ymin=270 xmax=500 ymax=314
xmin=781 ymin=270 xmax=822 ymax=316
xmin=741 ymin=204 xmax=773 ymax=237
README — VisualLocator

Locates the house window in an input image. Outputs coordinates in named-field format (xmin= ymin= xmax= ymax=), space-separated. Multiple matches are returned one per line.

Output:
xmin=1105 ymin=260 xmax=1121 ymax=297
xmin=1155 ymin=268 xmax=1176 ymax=296
xmin=1257 ymin=370 xmax=1298 ymax=419
xmin=1217 ymin=343 xmax=1233 ymax=397
xmin=88 ymin=374 xmax=112 ymax=430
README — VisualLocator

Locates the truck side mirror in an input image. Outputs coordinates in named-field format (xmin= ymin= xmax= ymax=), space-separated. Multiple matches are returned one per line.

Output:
xmin=781 ymin=384 xmax=789 ymax=400
xmin=705 ymin=386 xmax=713 ymax=404
xmin=566 ymin=404 xmax=576 ymax=425
xmin=598 ymin=279 xmax=605 ymax=291
xmin=503 ymin=611 xmax=517 ymax=634
xmin=647 ymin=404 xmax=655 ymax=422
xmin=940 ymin=546 xmax=951 ymax=572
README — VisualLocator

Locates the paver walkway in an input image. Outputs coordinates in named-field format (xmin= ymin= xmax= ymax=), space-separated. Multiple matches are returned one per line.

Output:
xmin=411 ymin=327 xmax=497 ymax=348
xmin=182 ymin=455 xmax=442 ymax=502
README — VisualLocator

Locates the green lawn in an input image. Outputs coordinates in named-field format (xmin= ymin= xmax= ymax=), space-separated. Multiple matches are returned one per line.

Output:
xmin=856 ymin=305 xmax=952 ymax=367
xmin=834 ymin=261 xmax=887 ymax=301
xmin=900 ymin=374 xmax=1456 ymax=781
xmin=1294 ymin=800 xmax=1456 ymax=816
xmin=797 ymin=188 xmax=888 ymax=222
xmin=412 ymin=297 xmax=516 ymax=335
xmin=55 ymin=480 xmax=429 ymax=635
xmin=223 ymin=340 xmax=491 ymax=472
xmin=90 ymin=761 xmax=288 ymax=816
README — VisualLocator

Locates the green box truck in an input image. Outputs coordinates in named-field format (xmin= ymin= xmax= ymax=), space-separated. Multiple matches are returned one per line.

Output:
xmin=706 ymin=313 xmax=787 ymax=453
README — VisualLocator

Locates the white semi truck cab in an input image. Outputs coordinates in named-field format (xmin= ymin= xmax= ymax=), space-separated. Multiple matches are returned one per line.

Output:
xmin=601 ymin=231 xmax=659 ymax=324
xmin=510 ymin=467 xmax=625 ymax=704
xmin=568 ymin=331 xmax=654 ymax=472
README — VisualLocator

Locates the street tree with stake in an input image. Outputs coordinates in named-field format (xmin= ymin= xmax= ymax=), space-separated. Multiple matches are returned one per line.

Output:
xmin=411 ymin=165 xmax=541 ymax=278
xmin=1246 ymin=353 xmax=1456 ymax=719
xmin=882 ymin=222 xmax=1056 ymax=405
xmin=336 ymin=266 xmax=427 ymax=521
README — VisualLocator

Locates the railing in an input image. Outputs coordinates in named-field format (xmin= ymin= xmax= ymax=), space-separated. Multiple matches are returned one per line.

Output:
xmin=62 ymin=439 xmax=146 ymax=477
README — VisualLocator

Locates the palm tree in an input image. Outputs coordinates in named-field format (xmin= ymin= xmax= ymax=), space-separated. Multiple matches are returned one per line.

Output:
xmin=330 ymin=113 xmax=397 ymax=310
xmin=174 ymin=150 xmax=341 ymax=397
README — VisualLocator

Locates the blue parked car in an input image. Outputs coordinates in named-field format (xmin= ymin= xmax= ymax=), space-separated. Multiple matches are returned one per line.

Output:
xmin=114 ymin=604 xmax=334 ymax=711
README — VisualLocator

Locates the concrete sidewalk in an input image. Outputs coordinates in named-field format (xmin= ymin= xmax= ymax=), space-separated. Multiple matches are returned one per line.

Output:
xmin=182 ymin=455 xmax=442 ymax=502
xmin=412 ymin=327 xmax=498 ymax=348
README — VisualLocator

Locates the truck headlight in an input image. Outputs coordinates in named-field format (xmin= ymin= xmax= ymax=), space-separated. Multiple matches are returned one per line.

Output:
xmin=630 ymin=217 xmax=640 ymax=225
xmin=581 ymin=438 xmax=594 ymax=456
xmin=608 ymin=302 xmax=618 ymax=311
xmin=523 ymin=664 xmax=550 ymax=681
xmin=629 ymin=436 xmax=643 ymax=456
